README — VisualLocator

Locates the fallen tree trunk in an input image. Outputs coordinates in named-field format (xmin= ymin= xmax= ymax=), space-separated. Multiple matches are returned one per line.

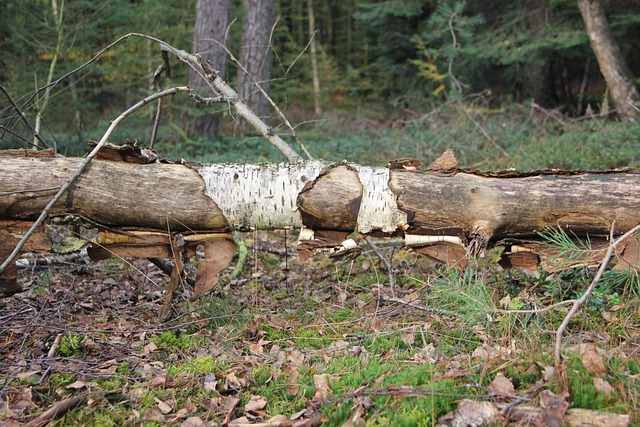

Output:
xmin=1 ymin=156 xmax=638 ymax=235
xmin=1 ymin=152 xmax=639 ymax=296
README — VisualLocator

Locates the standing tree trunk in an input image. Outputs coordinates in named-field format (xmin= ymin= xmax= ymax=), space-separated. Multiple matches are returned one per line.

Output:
xmin=308 ymin=0 xmax=322 ymax=115
xmin=577 ymin=0 xmax=640 ymax=122
xmin=524 ymin=0 xmax=554 ymax=107
xmin=186 ymin=0 xmax=231 ymax=140
xmin=237 ymin=0 xmax=276 ymax=124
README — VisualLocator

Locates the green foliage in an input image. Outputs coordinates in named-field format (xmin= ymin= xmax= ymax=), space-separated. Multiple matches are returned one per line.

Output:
xmin=57 ymin=334 xmax=86 ymax=357
xmin=149 ymin=331 xmax=198 ymax=352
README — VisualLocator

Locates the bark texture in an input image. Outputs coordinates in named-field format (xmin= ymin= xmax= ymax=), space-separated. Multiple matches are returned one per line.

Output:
xmin=1 ymin=154 xmax=639 ymax=297
xmin=1 ymin=157 xmax=638 ymax=239
xmin=186 ymin=0 xmax=231 ymax=139
xmin=0 ymin=157 xmax=227 ymax=231
xmin=237 ymin=0 xmax=276 ymax=122
xmin=578 ymin=0 xmax=640 ymax=122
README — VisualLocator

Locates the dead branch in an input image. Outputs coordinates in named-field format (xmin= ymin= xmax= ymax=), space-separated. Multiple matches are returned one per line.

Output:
xmin=25 ymin=393 xmax=88 ymax=427
xmin=0 ymin=86 xmax=192 ymax=275
xmin=0 ymin=84 xmax=50 ymax=149
xmin=554 ymin=223 xmax=640 ymax=363
xmin=214 ymin=39 xmax=314 ymax=160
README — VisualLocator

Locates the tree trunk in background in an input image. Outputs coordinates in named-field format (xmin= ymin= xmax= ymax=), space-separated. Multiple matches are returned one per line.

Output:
xmin=308 ymin=0 xmax=322 ymax=115
xmin=524 ymin=0 xmax=554 ymax=107
xmin=577 ymin=0 xmax=640 ymax=122
xmin=237 ymin=0 xmax=276 ymax=124
xmin=186 ymin=0 xmax=231 ymax=140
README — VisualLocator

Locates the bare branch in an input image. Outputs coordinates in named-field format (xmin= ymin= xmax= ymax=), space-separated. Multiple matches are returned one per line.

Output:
xmin=212 ymin=39 xmax=314 ymax=160
xmin=0 ymin=86 xmax=191 ymax=275
xmin=554 ymin=222 xmax=640 ymax=363
xmin=0 ymin=84 xmax=50 ymax=149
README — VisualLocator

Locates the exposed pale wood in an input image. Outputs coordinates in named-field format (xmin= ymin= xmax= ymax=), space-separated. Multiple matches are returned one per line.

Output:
xmin=390 ymin=169 xmax=640 ymax=237
xmin=0 ymin=157 xmax=228 ymax=231
xmin=499 ymin=404 xmax=632 ymax=427
xmin=297 ymin=165 xmax=361 ymax=230
xmin=1 ymin=157 xmax=638 ymax=239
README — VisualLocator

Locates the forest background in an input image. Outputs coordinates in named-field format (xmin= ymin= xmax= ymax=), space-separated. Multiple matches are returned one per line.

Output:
xmin=2 ymin=1 xmax=640 ymax=425
xmin=1 ymin=0 xmax=639 ymax=170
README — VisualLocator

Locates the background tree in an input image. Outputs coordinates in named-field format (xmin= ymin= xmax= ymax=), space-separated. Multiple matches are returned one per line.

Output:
xmin=237 ymin=0 xmax=277 ymax=122
xmin=577 ymin=0 xmax=640 ymax=122
xmin=187 ymin=0 xmax=231 ymax=140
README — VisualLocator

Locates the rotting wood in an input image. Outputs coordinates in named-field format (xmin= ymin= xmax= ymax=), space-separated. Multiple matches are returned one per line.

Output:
xmin=1 ymin=151 xmax=639 ymax=297
xmin=2 ymin=156 xmax=637 ymax=237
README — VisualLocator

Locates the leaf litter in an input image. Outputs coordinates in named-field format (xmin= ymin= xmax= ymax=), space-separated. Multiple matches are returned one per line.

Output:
xmin=0 ymin=230 xmax=638 ymax=425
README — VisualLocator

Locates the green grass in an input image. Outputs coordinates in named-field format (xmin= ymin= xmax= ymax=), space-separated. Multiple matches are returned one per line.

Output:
xmin=3 ymin=102 xmax=640 ymax=426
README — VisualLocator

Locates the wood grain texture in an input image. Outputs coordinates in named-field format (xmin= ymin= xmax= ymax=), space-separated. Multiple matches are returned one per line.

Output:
xmin=389 ymin=169 xmax=640 ymax=238
xmin=0 ymin=157 xmax=228 ymax=231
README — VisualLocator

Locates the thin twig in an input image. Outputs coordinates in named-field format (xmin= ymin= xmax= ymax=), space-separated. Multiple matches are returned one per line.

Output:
xmin=25 ymin=393 xmax=88 ymax=427
xmin=459 ymin=104 xmax=509 ymax=157
xmin=0 ymin=84 xmax=50 ymax=149
xmin=212 ymin=39 xmax=314 ymax=160
xmin=554 ymin=223 xmax=640 ymax=363
xmin=364 ymin=236 xmax=396 ymax=297
xmin=0 ymin=87 xmax=191 ymax=275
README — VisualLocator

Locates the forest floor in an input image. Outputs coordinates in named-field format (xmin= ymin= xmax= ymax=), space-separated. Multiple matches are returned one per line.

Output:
xmin=1 ymin=230 xmax=639 ymax=426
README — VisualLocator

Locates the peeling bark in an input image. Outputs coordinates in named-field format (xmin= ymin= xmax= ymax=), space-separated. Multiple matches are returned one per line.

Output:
xmin=1 ymin=153 xmax=639 ymax=297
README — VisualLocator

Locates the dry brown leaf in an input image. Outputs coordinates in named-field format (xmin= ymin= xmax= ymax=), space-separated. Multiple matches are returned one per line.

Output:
xmin=614 ymin=235 xmax=640 ymax=272
xmin=193 ymin=238 xmax=236 ymax=298
xmin=539 ymin=389 xmax=568 ymax=427
xmin=400 ymin=332 xmax=415 ymax=346
xmin=437 ymin=399 xmax=503 ymax=426
xmin=181 ymin=417 xmax=206 ymax=427
xmin=155 ymin=397 xmax=172 ymax=414
xmin=427 ymin=149 xmax=458 ymax=171
xmin=230 ymin=414 xmax=292 ymax=427
xmin=222 ymin=372 xmax=244 ymax=392
xmin=593 ymin=378 xmax=615 ymax=397
xmin=6 ymin=387 xmax=36 ymax=416
xmin=579 ymin=347 xmax=607 ymax=376
xmin=249 ymin=342 xmax=264 ymax=355
xmin=313 ymin=374 xmax=331 ymax=401
xmin=285 ymin=367 xmax=300 ymax=395
xmin=488 ymin=372 xmax=516 ymax=400
xmin=143 ymin=341 xmax=158 ymax=355
xmin=204 ymin=373 xmax=218 ymax=392
xmin=142 ymin=408 xmax=166 ymax=423
xmin=538 ymin=363 xmax=556 ymax=382
xmin=325 ymin=340 xmax=350 ymax=357
xmin=65 ymin=380 xmax=88 ymax=390
xmin=245 ymin=395 xmax=268 ymax=412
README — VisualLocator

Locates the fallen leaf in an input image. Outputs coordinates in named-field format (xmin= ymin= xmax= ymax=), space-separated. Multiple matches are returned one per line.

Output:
xmin=245 ymin=395 xmax=268 ymax=412
xmin=325 ymin=340 xmax=349 ymax=357
xmin=143 ymin=341 xmax=158 ymax=355
xmin=285 ymin=367 xmax=300 ymax=395
xmin=204 ymin=373 xmax=218 ymax=392
xmin=488 ymin=372 xmax=516 ymax=400
xmin=400 ymin=332 xmax=415 ymax=346
xmin=155 ymin=397 xmax=172 ymax=414
xmin=539 ymin=390 xmax=568 ymax=427
xmin=65 ymin=380 xmax=88 ymax=390
xmin=313 ymin=374 xmax=331 ymax=401
xmin=538 ymin=363 xmax=556 ymax=382
xmin=593 ymin=378 xmax=615 ymax=397
xmin=437 ymin=399 xmax=502 ymax=426
xmin=222 ymin=372 xmax=244 ymax=392
xmin=143 ymin=408 xmax=165 ymax=423
xmin=150 ymin=376 xmax=166 ymax=388
xmin=181 ymin=417 xmax=206 ymax=427
xmin=193 ymin=238 xmax=236 ymax=298
xmin=579 ymin=348 xmax=607 ymax=376
xmin=249 ymin=342 xmax=264 ymax=355
xmin=427 ymin=149 xmax=458 ymax=171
